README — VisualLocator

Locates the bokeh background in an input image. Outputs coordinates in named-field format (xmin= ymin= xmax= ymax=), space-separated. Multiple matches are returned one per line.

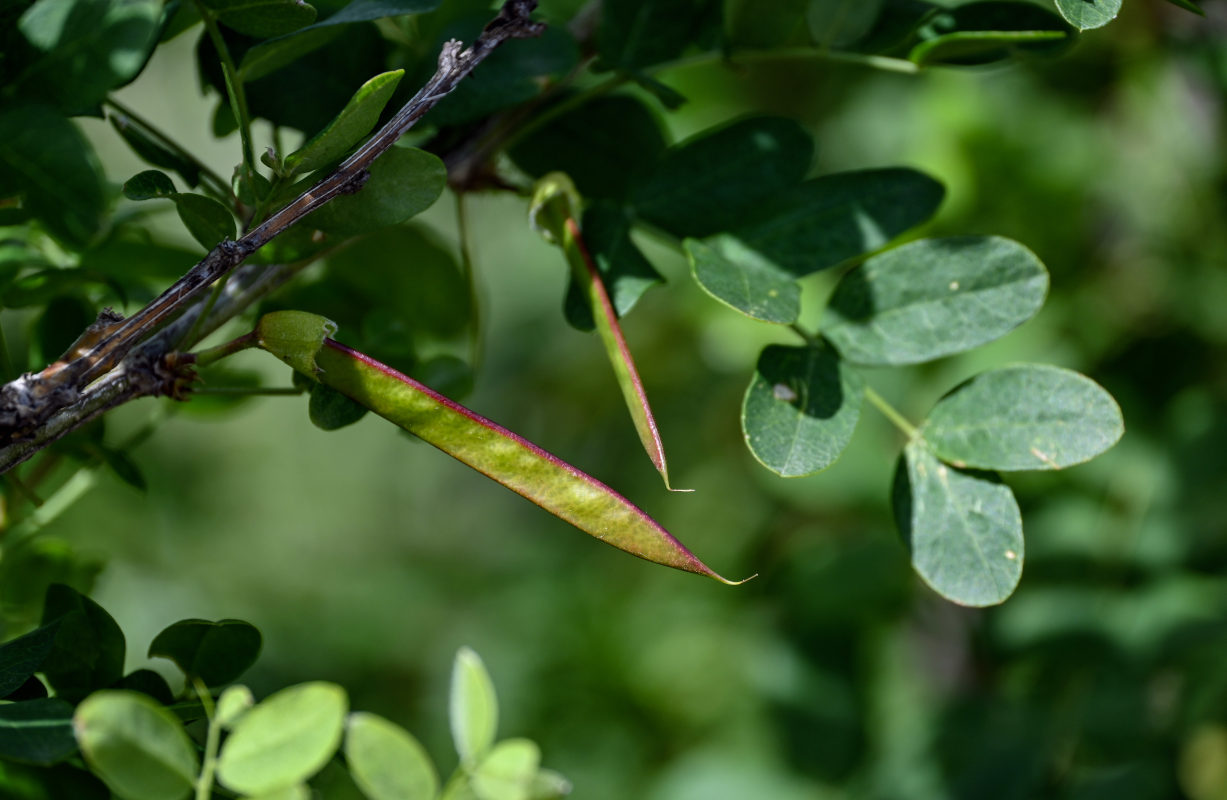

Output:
xmin=8 ymin=1 xmax=1227 ymax=797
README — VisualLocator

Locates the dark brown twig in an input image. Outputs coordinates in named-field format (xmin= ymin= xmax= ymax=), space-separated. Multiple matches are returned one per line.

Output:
xmin=0 ymin=0 xmax=544 ymax=471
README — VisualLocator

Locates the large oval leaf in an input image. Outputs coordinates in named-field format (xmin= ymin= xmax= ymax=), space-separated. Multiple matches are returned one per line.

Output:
xmin=921 ymin=364 xmax=1124 ymax=471
xmin=686 ymin=237 xmax=800 ymax=324
xmin=346 ymin=712 xmax=438 ymax=800
xmin=893 ymin=441 xmax=1023 ymax=607
xmin=307 ymin=146 xmax=446 ymax=236
xmin=0 ymin=698 xmax=77 ymax=766
xmin=1054 ymin=0 xmax=1120 ymax=31
xmin=74 ymin=690 xmax=199 ymax=800
xmin=742 ymin=345 xmax=863 ymax=477
xmin=216 ymin=682 xmax=348 ymax=796
xmin=824 ymin=236 xmax=1049 ymax=366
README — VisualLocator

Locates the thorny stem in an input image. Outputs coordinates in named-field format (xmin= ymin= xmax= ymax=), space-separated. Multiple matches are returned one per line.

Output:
xmin=0 ymin=0 xmax=545 ymax=470
xmin=196 ymin=1 xmax=258 ymax=182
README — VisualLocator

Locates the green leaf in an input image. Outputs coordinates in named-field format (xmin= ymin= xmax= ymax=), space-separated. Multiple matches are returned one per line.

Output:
xmin=685 ymin=237 xmax=800 ymax=323
xmin=527 ymin=770 xmax=571 ymax=800
xmin=742 ymin=345 xmax=863 ymax=477
xmin=725 ymin=0 xmax=808 ymax=48
xmin=172 ymin=193 xmax=236 ymax=250
xmin=345 ymin=711 xmax=439 ymax=800
xmin=202 ymin=0 xmax=317 ymax=38
xmin=0 ymin=619 xmax=60 ymax=697
xmin=451 ymin=647 xmax=497 ymax=767
xmin=308 ymin=383 xmax=369 ymax=430
xmin=893 ymin=441 xmax=1023 ymax=607
xmin=823 ymin=236 xmax=1049 ymax=366
xmin=243 ymin=785 xmax=311 ymax=800
xmin=284 ymin=70 xmax=404 ymax=175
xmin=216 ymin=682 xmax=348 ymax=796
xmin=40 ymin=584 xmax=126 ymax=704
xmin=806 ymin=0 xmax=884 ymax=47
xmin=307 ymin=147 xmax=446 ymax=236
xmin=239 ymin=0 xmax=441 ymax=81
xmin=0 ymin=698 xmax=77 ymax=766
xmin=147 ymin=619 xmax=262 ymax=686
xmin=109 ymin=114 xmax=201 ymax=188
xmin=113 ymin=669 xmax=175 ymax=705
xmin=74 ymin=690 xmax=200 ymax=800
xmin=123 ymin=170 xmax=177 ymax=201
xmin=909 ymin=3 xmax=1072 ymax=66
xmin=16 ymin=0 xmax=160 ymax=112
xmin=921 ymin=365 xmax=1124 ymax=471
xmin=1054 ymin=0 xmax=1121 ymax=31
xmin=0 ymin=106 xmax=107 ymax=247
xmin=254 ymin=310 xmax=337 ymax=377
xmin=727 ymin=168 xmax=945 ymax=277
xmin=632 ymin=117 xmax=813 ymax=238
xmin=216 ymin=685 xmax=255 ymax=729
xmin=79 ymin=239 xmax=200 ymax=281
xmin=598 ymin=0 xmax=714 ymax=70
xmin=1163 ymin=0 xmax=1203 ymax=14
xmin=270 ymin=333 xmax=742 ymax=581
xmin=509 ymin=95 xmax=668 ymax=202
xmin=529 ymin=172 xmax=582 ymax=245
xmin=96 ymin=446 xmax=147 ymax=492
xmin=471 ymin=739 xmax=541 ymax=800
xmin=563 ymin=204 xmax=664 ymax=332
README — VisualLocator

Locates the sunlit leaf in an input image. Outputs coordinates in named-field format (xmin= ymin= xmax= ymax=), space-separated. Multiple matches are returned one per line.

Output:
xmin=284 ymin=70 xmax=404 ymax=175
xmin=1054 ymin=0 xmax=1121 ymax=31
xmin=451 ymin=647 xmax=498 ymax=767
xmin=216 ymin=685 xmax=255 ymax=729
xmin=824 ymin=236 xmax=1048 ymax=365
xmin=148 ymin=619 xmax=262 ymax=686
xmin=74 ymin=690 xmax=199 ymax=800
xmin=217 ymin=682 xmax=348 ymax=795
xmin=202 ymin=0 xmax=317 ymax=39
xmin=893 ymin=441 xmax=1023 ymax=606
xmin=909 ymin=2 xmax=1072 ymax=66
xmin=345 ymin=711 xmax=439 ymax=800
xmin=742 ymin=345 xmax=863 ymax=477
xmin=563 ymin=204 xmax=664 ymax=332
xmin=922 ymin=365 xmax=1124 ymax=471
xmin=686 ymin=236 xmax=800 ymax=323
xmin=471 ymin=739 xmax=540 ymax=800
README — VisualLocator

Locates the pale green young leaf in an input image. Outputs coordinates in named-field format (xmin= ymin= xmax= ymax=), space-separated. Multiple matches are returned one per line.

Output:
xmin=240 ymin=784 xmax=310 ymax=800
xmin=216 ymin=682 xmax=348 ymax=796
xmin=824 ymin=236 xmax=1048 ymax=366
xmin=345 ymin=711 xmax=439 ymax=800
xmin=742 ymin=345 xmax=863 ymax=477
xmin=451 ymin=647 xmax=498 ymax=767
xmin=74 ymin=690 xmax=199 ymax=800
xmin=471 ymin=739 xmax=541 ymax=800
xmin=216 ymin=685 xmax=255 ymax=729
xmin=921 ymin=365 xmax=1124 ymax=471
xmin=284 ymin=70 xmax=404 ymax=176
xmin=894 ymin=441 xmax=1023 ymax=607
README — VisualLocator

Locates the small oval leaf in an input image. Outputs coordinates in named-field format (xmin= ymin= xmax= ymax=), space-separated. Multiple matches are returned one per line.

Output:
xmin=451 ymin=647 xmax=497 ymax=767
xmin=308 ymin=382 xmax=369 ymax=430
xmin=123 ymin=170 xmax=176 ymax=201
xmin=824 ymin=236 xmax=1049 ymax=366
xmin=204 ymin=0 xmax=317 ymax=38
xmin=921 ymin=364 xmax=1124 ymax=471
xmin=147 ymin=619 xmax=262 ymax=687
xmin=471 ymin=739 xmax=541 ymax=800
xmin=284 ymin=70 xmax=404 ymax=175
xmin=686 ymin=237 xmax=799 ymax=324
xmin=742 ymin=345 xmax=864 ymax=477
xmin=74 ymin=690 xmax=199 ymax=800
xmin=172 ymin=192 xmax=236 ymax=250
xmin=1054 ymin=0 xmax=1120 ymax=31
xmin=345 ymin=711 xmax=439 ymax=800
xmin=216 ymin=682 xmax=348 ymax=796
xmin=893 ymin=441 xmax=1023 ymax=607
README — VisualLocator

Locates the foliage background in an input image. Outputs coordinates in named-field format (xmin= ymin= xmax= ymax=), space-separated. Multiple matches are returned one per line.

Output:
xmin=6 ymin=1 xmax=1227 ymax=797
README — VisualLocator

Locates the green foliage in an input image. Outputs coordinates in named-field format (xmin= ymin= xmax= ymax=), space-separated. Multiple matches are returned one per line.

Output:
xmin=147 ymin=618 xmax=262 ymax=687
xmin=75 ymin=691 xmax=199 ymax=800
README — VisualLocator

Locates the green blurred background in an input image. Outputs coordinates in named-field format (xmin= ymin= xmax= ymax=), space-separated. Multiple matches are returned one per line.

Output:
xmin=12 ymin=1 xmax=1227 ymax=797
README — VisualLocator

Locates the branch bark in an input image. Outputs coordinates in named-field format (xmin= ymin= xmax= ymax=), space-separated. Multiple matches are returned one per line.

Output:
xmin=0 ymin=0 xmax=544 ymax=473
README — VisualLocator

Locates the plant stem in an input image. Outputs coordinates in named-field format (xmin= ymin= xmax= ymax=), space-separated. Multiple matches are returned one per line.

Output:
xmin=192 ymin=332 xmax=258 ymax=367
xmin=193 ymin=677 xmax=220 ymax=800
xmin=661 ymin=46 xmax=921 ymax=75
xmin=196 ymin=1 xmax=257 ymax=181
xmin=2 ymin=471 xmax=42 ymax=509
xmin=454 ymin=192 xmax=484 ymax=371
xmin=104 ymin=96 xmax=233 ymax=202
xmin=864 ymin=385 xmax=919 ymax=440
xmin=0 ymin=468 xmax=96 ymax=548
xmin=195 ymin=386 xmax=303 ymax=395
xmin=789 ymin=323 xmax=819 ymax=345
